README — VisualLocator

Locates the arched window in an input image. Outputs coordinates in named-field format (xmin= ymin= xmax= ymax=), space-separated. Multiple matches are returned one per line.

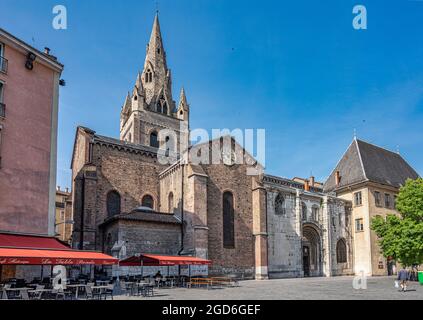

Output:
xmin=107 ymin=191 xmax=121 ymax=217
xmin=312 ymin=205 xmax=320 ymax=222
xmin=168 ymin=192 xmax=174 ymax=213
xmin=150 ymin=131 xmax=159 ymax=148
xmin=146 ymin=69 xmax=152 ymax=83
xmin=142 ymin=195 xmax=154 ymax=209
xmin=302 ymin=202 xmax=307 ymax=220
xmin=156 ymin=102 xmax=162 ymax=113
xmin=336 ymin=238 xmax=347 ymax=263
xmin=162 ymin=102 xmax=168 ymax=115
xmin=223 ymin=191 xmax=235 ymax=248
xmin=275 ymin=193 xmax=285 ymax=216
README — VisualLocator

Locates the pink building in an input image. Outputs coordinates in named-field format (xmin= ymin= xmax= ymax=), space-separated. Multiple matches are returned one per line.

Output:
xmin=0 ymin=28 xmax=64 ymax=235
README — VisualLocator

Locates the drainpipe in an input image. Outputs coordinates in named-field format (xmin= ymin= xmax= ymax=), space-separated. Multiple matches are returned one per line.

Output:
xmin=79 ymin=175 xmax=85 ymax=250
xmin=178 ymin=162 xmax=185 ymax=255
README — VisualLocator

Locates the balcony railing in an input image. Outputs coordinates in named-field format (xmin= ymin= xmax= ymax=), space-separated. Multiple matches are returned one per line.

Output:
xmin=0 ymin=103 xmax=5 ymax=118
xmin=0 ymin=56 xmax=8 ymax=74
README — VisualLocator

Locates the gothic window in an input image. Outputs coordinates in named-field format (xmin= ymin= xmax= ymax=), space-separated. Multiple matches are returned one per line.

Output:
xmin=146 ymin=69 xmax=152 ymax=83
xmin=156 ymin=102 xmax=162 ymax=113
xmin=162 ymin=102 xmax=168 ymax=115
xmin=157 ymin=48 xmax=161 ymax=54
xmin=106 ymin=191 xmax=121 ymax=218
xmin=302 ymin=202 xmax=307 ymax=220
xmin=223 ymin=191 xmax=235 ymax=248
xmin=168 ymin=192 xmax=174 ymax=213
xmin=312 ymin=205 xmax=319 ymax=222
xmin=150 ymin=131 xmax=159 ymax=148
xmin=142 ymin=195 xmax=154 ymax=209
xmin=336 ymin=238 xmax=347 ymax=263
xmin=275 ymin=194 xmax=285 ymax=216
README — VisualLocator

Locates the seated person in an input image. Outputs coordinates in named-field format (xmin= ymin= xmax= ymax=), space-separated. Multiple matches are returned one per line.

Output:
xmin=154 ymin=271 xmax=163 ymax=280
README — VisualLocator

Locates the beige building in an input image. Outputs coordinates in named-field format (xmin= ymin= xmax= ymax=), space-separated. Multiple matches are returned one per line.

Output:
xmin=323 ymin=138 xmax=419 ymax=276
xmin=55 ymin=186 xmax=73 ymax=243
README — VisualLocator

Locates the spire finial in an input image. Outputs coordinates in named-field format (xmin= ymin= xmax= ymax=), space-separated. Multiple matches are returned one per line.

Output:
xmin=353 ymin=128 xmax=357 ymax=140
xmin=396 ymin=145 xmax=400 ymax=155
xmin=155 ymin=0 xmax=159 ymax=14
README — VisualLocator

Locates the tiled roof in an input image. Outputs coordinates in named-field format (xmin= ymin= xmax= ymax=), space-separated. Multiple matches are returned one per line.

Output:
xmin=100 ymin=209 xmax=182 ymax=227
xmin=324 ymin=139 xmax=419 ymax=192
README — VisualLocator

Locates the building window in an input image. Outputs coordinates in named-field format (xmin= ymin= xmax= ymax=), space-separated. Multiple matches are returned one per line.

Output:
xmin=312 ymin=205 xmax=319 ymax=222
xmin=156 ymin=102 xmax=162 ymax=113
xmin=336 ymin=239 xmax=347 ymax=263
xmin=302 ymin=202 xmax=307 ymax=220
xmin=150 ymin=131 xmax=159 ymax=148
xmin=168 ymin=192 xmax=174 ymax=213
xmin=142 ymin=195 xmax=154 ymax=209
xmin=384 ymin=194 xmax=391 ymax=208
xmin=374 ymin=191 xmax=381 ymax=207
xmin=106 ymin=191 xmax=121 ymax=218
xmin=394 ymin=195 xmax=397 ymax=209
xmin=162 ymin=102 xmax=168 ymax=115
xmin=0 ymin=43 xmax=6 ymax=74
xmin=223 ymin=191 xmax=235 ymax=248
xmin=275 ymin=193 xmax=285 ymax=216
xmin=354 ymin=192 xmax=362 ymax=206
xmin=355 ymin=218 xmax=364 ymax=232
xmin=145 ymin=69 xmax=153 ymax=83
xmin=0 ymin=81 xmax=4 ymax=118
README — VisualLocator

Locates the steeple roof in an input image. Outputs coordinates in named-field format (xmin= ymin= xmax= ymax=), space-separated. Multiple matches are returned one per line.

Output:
xmin=145 ymin=13 xmax=166 ymax=69
xmin=179 ymin=88 xmax=188 ymax=108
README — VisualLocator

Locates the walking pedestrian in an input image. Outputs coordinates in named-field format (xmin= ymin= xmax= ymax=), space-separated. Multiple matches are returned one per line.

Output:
xmin=397 ymin=266 xmax=409 ymax=292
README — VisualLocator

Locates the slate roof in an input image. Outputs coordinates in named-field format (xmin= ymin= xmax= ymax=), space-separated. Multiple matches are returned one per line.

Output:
xmin=324 ymin=139 xmax=419 ymax=192
xmin=100 ymin=208 xmax=182 ymax=227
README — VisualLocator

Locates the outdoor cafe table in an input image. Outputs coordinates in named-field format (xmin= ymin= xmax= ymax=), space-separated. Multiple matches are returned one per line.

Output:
xmin=4 ymin=287 xmax=32 ymax=299
xmin=66 ymin=284 xmax=86 ymax=299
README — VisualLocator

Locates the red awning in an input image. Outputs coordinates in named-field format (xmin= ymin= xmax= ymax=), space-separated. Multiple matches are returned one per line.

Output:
xmin=0 ymin=248 xmax=118 ymax=265
xmin=0 ymin=233 xmax=70 ymax=250
xmin=119 ymin=254 xmax=212 ymax=267
xmin=0 ymin=233 xmax=118 ymax=266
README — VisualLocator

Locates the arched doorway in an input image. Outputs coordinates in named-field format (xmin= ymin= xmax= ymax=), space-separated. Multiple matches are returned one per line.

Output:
xmin=302 ymin=224 xmax=322 ymax=277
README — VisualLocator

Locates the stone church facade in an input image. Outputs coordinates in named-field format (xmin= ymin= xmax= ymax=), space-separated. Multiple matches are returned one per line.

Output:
xmin=70 ymin=14 xmax=383 ymax=280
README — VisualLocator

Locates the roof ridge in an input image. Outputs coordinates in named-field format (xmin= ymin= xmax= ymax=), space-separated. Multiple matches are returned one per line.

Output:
xmin=355 ymin=138 xmax=368 ymax=180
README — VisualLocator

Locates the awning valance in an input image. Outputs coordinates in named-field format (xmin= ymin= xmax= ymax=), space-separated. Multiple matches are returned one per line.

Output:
xmin=119 ymin=254 xmax=212 ymax=267
xmin=0 ymin=248 xmax=118 ymax=265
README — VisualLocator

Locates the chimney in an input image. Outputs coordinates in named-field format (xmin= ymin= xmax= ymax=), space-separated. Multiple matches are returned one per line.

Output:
xmin=304 ymin=180 xmax=310 ymax=192
xmin=44 ymin=47 xmax=51 ymax=55
xmin=335 ymin=171 xmax=341 ymax=187
xmin=57 ymin=186 xmax=60 ymax=191
xmin=310 ymin=176 xmax=315 ymax=187
xmin=65 ymin=187 xmax=69 ymax=193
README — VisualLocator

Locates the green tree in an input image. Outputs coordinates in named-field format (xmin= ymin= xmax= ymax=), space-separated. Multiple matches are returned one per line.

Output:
xmin=371 ymin=178 xmax=423 ymax=267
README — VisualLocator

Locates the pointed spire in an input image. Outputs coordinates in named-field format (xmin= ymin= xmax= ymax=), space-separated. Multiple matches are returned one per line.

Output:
xmin=179 ymin=87 xmax=188 ymax=108
xmin=136 ymin=71 xmax=143 ymax=89
xmin=123 ymin=92 xmax=131 ymax=111
xmin=134 ymin=71 xmax=144 ymax=96
xmin=145 ymin=13 xmax=165 ymax=65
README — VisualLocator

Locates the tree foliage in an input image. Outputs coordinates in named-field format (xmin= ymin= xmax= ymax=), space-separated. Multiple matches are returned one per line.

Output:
xmin=371 ymin=178 xmax=423 ymax=267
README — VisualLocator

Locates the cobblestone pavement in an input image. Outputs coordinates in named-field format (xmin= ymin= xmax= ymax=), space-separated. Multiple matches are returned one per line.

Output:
xmin=115 ymin=276 xmax=423 ymax=300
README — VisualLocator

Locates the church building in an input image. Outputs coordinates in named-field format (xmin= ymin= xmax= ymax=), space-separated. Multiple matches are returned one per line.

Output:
xmin=70 ymin=14 xmax=418 ymax=279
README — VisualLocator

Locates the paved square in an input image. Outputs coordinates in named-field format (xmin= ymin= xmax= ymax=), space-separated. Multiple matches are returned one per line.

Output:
xmin=115 ymin=276 xmax=423 ymax=300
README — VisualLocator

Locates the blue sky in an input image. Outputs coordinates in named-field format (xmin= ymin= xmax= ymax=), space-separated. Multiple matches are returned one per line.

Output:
xmin=1 ymin=0 xmax=423 ymax=188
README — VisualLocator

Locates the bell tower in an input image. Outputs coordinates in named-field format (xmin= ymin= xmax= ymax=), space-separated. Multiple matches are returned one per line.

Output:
xmin=120 ymin=13 xmax=190 ymax=153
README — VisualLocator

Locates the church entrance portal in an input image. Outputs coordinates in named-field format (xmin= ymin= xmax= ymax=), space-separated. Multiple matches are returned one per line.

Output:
xmin=302 ymin=225 xmax=322 ymax=277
